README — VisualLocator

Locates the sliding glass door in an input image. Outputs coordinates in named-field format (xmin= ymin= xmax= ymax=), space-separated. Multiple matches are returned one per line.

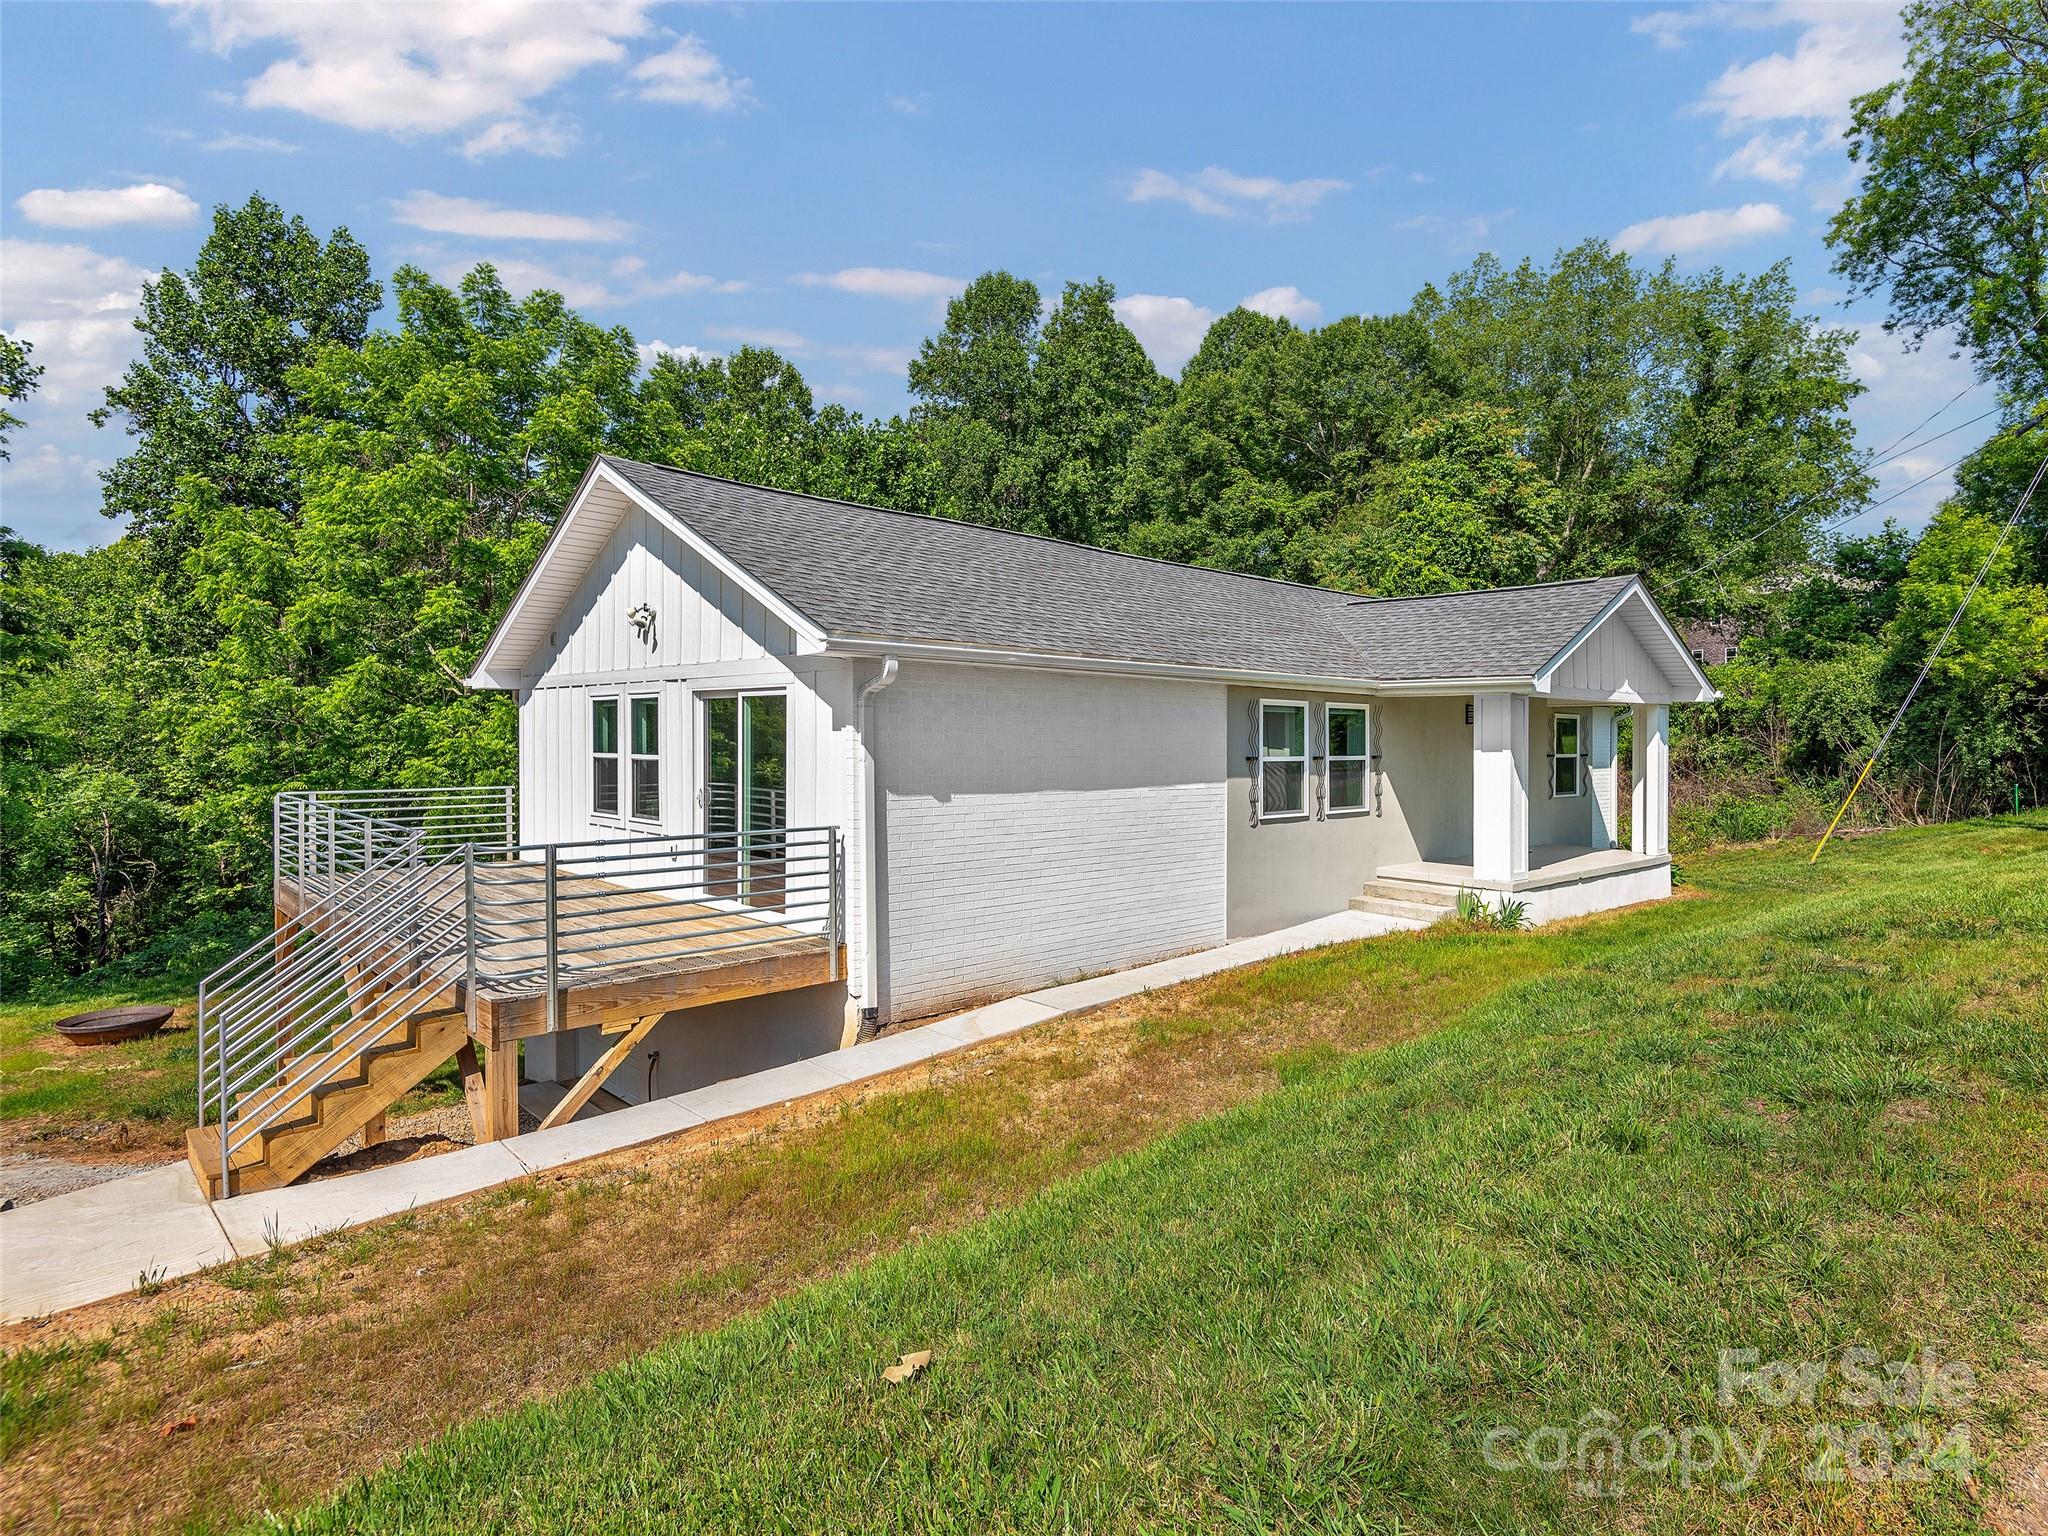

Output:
xmin=701 ymin=693 xmax=788 ymax=908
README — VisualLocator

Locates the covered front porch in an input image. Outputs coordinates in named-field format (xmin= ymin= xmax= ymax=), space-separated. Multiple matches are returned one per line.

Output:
xmin=1391 ymin=695 xmax=1675 ymax=924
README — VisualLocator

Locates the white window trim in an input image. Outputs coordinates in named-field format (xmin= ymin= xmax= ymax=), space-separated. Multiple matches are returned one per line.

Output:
xmin=1325 ymin=701 xmax=1372 ymax=818
xmin=1259 ymin=698 xmax=1309 ymax=822
xmin=1552 ymin=711 xmax=1584 ymax=799
xmin=627 ymin=692 xmax=662 ymax=825
xmin=591 ymin=695 xmax=624 ymax=825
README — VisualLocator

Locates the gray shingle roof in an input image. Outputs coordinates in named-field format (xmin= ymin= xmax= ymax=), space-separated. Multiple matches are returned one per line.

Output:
xmin=599 ymin=456 xmax=1638 ymax=683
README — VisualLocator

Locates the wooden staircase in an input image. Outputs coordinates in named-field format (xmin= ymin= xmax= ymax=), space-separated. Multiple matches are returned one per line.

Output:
xmin=186 ymin=1004 xmax=470 ymax=1198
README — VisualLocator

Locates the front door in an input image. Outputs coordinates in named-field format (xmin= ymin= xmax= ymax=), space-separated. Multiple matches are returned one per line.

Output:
xmin=700 ymin=693 xmax=788 ymax=908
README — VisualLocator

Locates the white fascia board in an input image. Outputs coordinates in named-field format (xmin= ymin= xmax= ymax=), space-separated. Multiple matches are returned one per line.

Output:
xmin=465 ymin=459 xmax=828 ymax=690
xmin=468 ymin=456 xmax=608 ymax=690
xmin=1532 ymin=580 xmax=1718 ymax=704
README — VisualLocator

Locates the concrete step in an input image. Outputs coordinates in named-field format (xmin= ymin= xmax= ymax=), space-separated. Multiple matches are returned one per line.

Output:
xmin=1358 ymin=878 xmax=1461 ymax=909
xmin=1351 ymin=894 xmax=1454 ymax=923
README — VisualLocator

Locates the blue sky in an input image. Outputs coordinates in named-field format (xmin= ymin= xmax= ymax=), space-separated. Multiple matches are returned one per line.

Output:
xmin=0 ymin=1 xmax=1995 ymax=550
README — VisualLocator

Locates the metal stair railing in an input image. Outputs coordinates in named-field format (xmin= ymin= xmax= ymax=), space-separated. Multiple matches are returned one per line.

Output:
xmin=200 ymin=789 xmax=514 ymax=1195
xmin=199 ymin=784 xmax=847 ymax=1192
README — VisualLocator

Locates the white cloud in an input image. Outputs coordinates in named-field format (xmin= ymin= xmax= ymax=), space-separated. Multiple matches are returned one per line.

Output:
xmin=462 ymin=116 xmax=579 ymax=160
xmin=794 ymin=267 xmax=964 ymax=309
xmin=827 ymin=343 xmax=914 ymax=375
xmin=1394 ymin=209 xmax=1514 ymax=249
xmin=391 ymin=191 xmax=631 ymax=243
xmin=886 ymin=92 xmax=928 ymax=116
xmin=422 ymin=247 xmax=746 ymax=307
xmin=1126 ymin=165 xmax=1350 ymax=224
xmin=161 ymin=0 xmax=659 ymax=151
xmin=705 ymin=323 xmax=808 ymax=352
xmin=0 ymin=239 xmax=149 ymax=405
xmin=15 ymin=182 xmax=199 ymax=229
xmin=1696 ymin=6 xmax=1903 ymax=130
xmin=1 ymin=443 xmax=109 ymax=492
xmin=1613 ymin=201 xmax=1791 ymax=256
xmin=203 ymin=130 xmax=299 ymax=152
xmin=643 ymin=269 xmax=751 ymax=297
xmin=1239 ymin=285 xmax=1322 ymax=326
xmin=1713 ymin=129 xmax=1812 ymax=186
xmin=1632 ymin=9 xmax=1711 ymax=50
xmin=1114 ymin=294 xmax=1217 ymax=374
xmin=629 ymin=33 xmax=753 ymax=110
xmin=1659 ymin=5 xmax=1905 ymax=187
xmin=636 ymin=338 xmax=710 ymax=369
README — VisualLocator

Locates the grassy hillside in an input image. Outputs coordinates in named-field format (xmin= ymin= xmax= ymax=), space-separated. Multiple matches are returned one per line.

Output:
xmin=274 ymin=821 xmax=2047 ymax=1535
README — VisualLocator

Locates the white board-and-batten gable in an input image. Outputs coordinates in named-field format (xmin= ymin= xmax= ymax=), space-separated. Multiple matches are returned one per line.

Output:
xmin=469 ymin=462 xmax=823 ymax=690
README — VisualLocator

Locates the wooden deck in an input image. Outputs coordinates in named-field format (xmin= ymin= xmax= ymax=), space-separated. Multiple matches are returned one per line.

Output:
xmin=275 ymin=862 xmax=842 ymax=1046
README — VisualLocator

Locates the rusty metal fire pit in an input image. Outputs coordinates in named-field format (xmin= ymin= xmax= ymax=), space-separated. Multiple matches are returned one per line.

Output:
xmin=52 ymin=1005 xmax=175 ymax=1047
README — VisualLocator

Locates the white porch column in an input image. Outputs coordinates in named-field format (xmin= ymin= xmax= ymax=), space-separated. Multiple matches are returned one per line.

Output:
xmin=1588 ymin=707 xmax=1618 ymax=852
xmin=1471 ymin=693 xmax=1530 ymax=884
xmin=1631 ymin=703 xmax=1669 ymax=857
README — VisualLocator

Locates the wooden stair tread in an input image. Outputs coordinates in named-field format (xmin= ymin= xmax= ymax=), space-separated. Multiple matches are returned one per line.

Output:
xmin=190 ymin=1007 xmax=470 ymax=1198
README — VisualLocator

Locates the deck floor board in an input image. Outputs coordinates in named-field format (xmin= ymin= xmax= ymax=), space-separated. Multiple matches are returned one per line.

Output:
xmin=277 ymin=860 xmax=836 ymax=1042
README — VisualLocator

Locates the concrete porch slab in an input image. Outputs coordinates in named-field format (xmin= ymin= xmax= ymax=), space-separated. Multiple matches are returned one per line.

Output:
xmin=1380 ymin=845 xmax=1669 ymax=893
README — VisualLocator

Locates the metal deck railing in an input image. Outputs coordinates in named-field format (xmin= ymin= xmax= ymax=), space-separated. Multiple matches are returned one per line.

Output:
xmin=198 ymin=786 xmax=841 ymax=1195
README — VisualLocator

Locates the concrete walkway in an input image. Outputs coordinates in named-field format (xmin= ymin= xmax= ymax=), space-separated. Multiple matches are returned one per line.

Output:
xmin=0 ymin=909 xmax=1417 ymax=1324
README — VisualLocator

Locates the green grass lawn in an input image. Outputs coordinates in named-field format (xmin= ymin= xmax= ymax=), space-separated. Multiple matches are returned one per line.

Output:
xmin=270 ymin=819 xmax=2046 ymax=1536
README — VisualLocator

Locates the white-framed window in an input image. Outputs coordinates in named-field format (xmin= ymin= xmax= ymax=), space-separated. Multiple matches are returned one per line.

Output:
xmin=591 ymin=697 xmax=621 ymax=818
xmin=629 ymin=694 xmax=661 ymax=821
xmin=1551 ymin=712 xmax=1582 ymax=798
xmin=1260 ymin=700 xmax=1308 ymax=820
xmin=1326 ymin=703 xmax=1371 ymax=815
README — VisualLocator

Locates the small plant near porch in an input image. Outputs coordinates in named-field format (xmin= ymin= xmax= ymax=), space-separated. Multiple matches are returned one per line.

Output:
xmin=1456 ymin=887 xmax=1528 ymax=930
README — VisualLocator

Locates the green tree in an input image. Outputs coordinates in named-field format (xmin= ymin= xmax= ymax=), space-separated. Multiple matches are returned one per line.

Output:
xmin=1013 ymin=279 xmax=1170 ymax=543
xmin=1413 ymin=242 xmax=1867 ymax=595
xmin=1118 ymin=310 xmax=1461 ymax=578
xmin=907 ymin=271 xmax=1043 ymax=525
xmin=0 ymin=331 xmax=42 ymax=459
xmin=1312 ymin=404 xmax=1563 ymax=595
xmin=91 ymin=194 xmax=380 ymax=558
xmin=1831 ymin=0 xmax=2048 ymax=399
xmin=1882 ymin=500 xmax=2048 ymax=813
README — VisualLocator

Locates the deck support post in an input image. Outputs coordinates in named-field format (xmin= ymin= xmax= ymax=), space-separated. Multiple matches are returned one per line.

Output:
xmin=455 ymin=1039 xmax=490 ymax=1142
xmin=483 ymin=1038 xmax=520 ymax=1142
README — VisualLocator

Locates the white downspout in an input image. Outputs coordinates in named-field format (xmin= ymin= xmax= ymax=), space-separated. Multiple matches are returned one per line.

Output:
xmin=855 ymin=656 xmax=899 ymax=1037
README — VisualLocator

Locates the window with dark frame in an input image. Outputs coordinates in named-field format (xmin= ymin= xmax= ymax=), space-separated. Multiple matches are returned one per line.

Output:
xmin=630 ymin=695 xmax=660 ymax=820
xmin=1552 ymin=712 xmax=1582 ymax=797
xmin=1260 ymin=701 xmax=1307 ymax=819
xmin=1327 ymin=705 xmax=1370 ymax=814
xmin=591 ymin=698 xmax=620 ymax=817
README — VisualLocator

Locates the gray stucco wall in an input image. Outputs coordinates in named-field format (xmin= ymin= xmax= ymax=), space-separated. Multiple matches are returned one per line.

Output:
xmin=1377 ymin=695 xmax=1474 ymax=866
xmin=1529 ymin=701 xmax=1601 ymax=849
xmin=1225 ymin=691 xmax=1485 ymax=937
xmin=524 ymin=982 xmax=848 ymax=1104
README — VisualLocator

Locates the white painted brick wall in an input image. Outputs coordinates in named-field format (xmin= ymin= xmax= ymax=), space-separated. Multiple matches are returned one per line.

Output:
xmin=876 ymin=664 xmax=1228 ymax=1021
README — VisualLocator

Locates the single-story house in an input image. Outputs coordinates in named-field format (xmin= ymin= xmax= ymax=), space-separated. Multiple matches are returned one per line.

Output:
xmin=461 ymin=454 xmax=1716 ymax=1101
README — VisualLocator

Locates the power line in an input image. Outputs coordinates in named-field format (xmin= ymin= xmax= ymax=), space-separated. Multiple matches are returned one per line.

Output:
xmin=1861 ymin=379 xmax=1981 ymax=465
xmin=1696 ymin=407 xmax=2044 ymax=579
xmin=1811 ymin=444 xmax=2048 ymax=863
